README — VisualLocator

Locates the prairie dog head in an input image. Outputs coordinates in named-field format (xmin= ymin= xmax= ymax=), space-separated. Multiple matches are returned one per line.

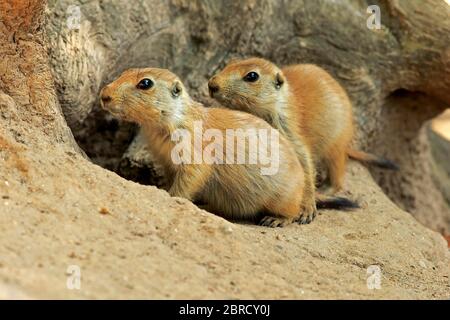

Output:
xmin=100 ymin=68 xmax=188 ymax=126
xmin=208 ymin=58 xmax=288 ymax=120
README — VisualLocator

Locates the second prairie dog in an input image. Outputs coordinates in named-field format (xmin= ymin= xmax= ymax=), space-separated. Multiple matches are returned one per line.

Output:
xmin=208 ymin=57 xmax=397 ymax=194
xmin=100 ymin=67 xmax=313 ymax=227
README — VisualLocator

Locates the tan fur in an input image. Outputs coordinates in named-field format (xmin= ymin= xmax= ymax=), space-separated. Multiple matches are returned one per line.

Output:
xmin=100 ymin=67 xmax=312 ymax=227
xmin=209 ymin=58 xmax=355 ymax=194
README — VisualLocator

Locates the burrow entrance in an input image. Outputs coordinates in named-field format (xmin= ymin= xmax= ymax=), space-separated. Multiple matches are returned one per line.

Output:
xmin=363 ymin=89 xmax=450 ymax=234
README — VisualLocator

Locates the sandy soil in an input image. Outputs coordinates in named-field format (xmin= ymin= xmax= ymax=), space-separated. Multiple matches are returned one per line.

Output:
xmin=0 ymin=132 xmax=448 ymax=299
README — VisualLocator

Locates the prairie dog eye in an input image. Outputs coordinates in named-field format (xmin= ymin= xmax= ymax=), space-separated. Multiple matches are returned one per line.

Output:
xmin=243 ymin=72 xmax=259 ymax=82
xmin=137 ymin=78 xmax=154 ymax=90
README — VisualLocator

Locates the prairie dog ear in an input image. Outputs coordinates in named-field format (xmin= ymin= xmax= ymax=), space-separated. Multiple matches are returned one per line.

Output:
xmin=275 ymin=72 xmax=285 ymax=89
xmin=171 ymin=81 xmax=182 ymax=98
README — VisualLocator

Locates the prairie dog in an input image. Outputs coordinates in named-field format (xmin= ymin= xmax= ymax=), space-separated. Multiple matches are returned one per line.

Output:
xmin=208 ymin=57 xmax=398 ymax=193
xmin=100 ymin=67 xmax=314 ymax=227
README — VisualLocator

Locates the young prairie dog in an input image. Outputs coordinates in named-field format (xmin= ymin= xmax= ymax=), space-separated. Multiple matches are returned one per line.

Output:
xmin=100 ymin=67 xmax=315 ymax=227
xmin=208 ymin=57 xmax=398 ymax=194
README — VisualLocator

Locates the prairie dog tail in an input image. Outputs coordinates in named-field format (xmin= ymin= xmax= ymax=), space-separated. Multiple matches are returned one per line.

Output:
xmin=347 ymin=149 xmax=399 ymax=170
xmin=316 ymin=193 xmax=359 ymax=211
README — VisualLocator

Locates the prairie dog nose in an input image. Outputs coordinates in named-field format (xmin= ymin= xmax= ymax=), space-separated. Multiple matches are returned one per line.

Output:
xmin=208 ymin=78 xmax=220 ymax=96
xmin=101 ymin=95 xmax=112 ymax=103
xmin=100 ymin=87 xmax=112 ymax=104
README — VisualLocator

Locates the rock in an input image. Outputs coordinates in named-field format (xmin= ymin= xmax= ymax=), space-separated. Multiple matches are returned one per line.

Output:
xmin=0 ymin=0 xmax=448 ymax=299
xmin=117 ymin=129 xmax=167 ymax=187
